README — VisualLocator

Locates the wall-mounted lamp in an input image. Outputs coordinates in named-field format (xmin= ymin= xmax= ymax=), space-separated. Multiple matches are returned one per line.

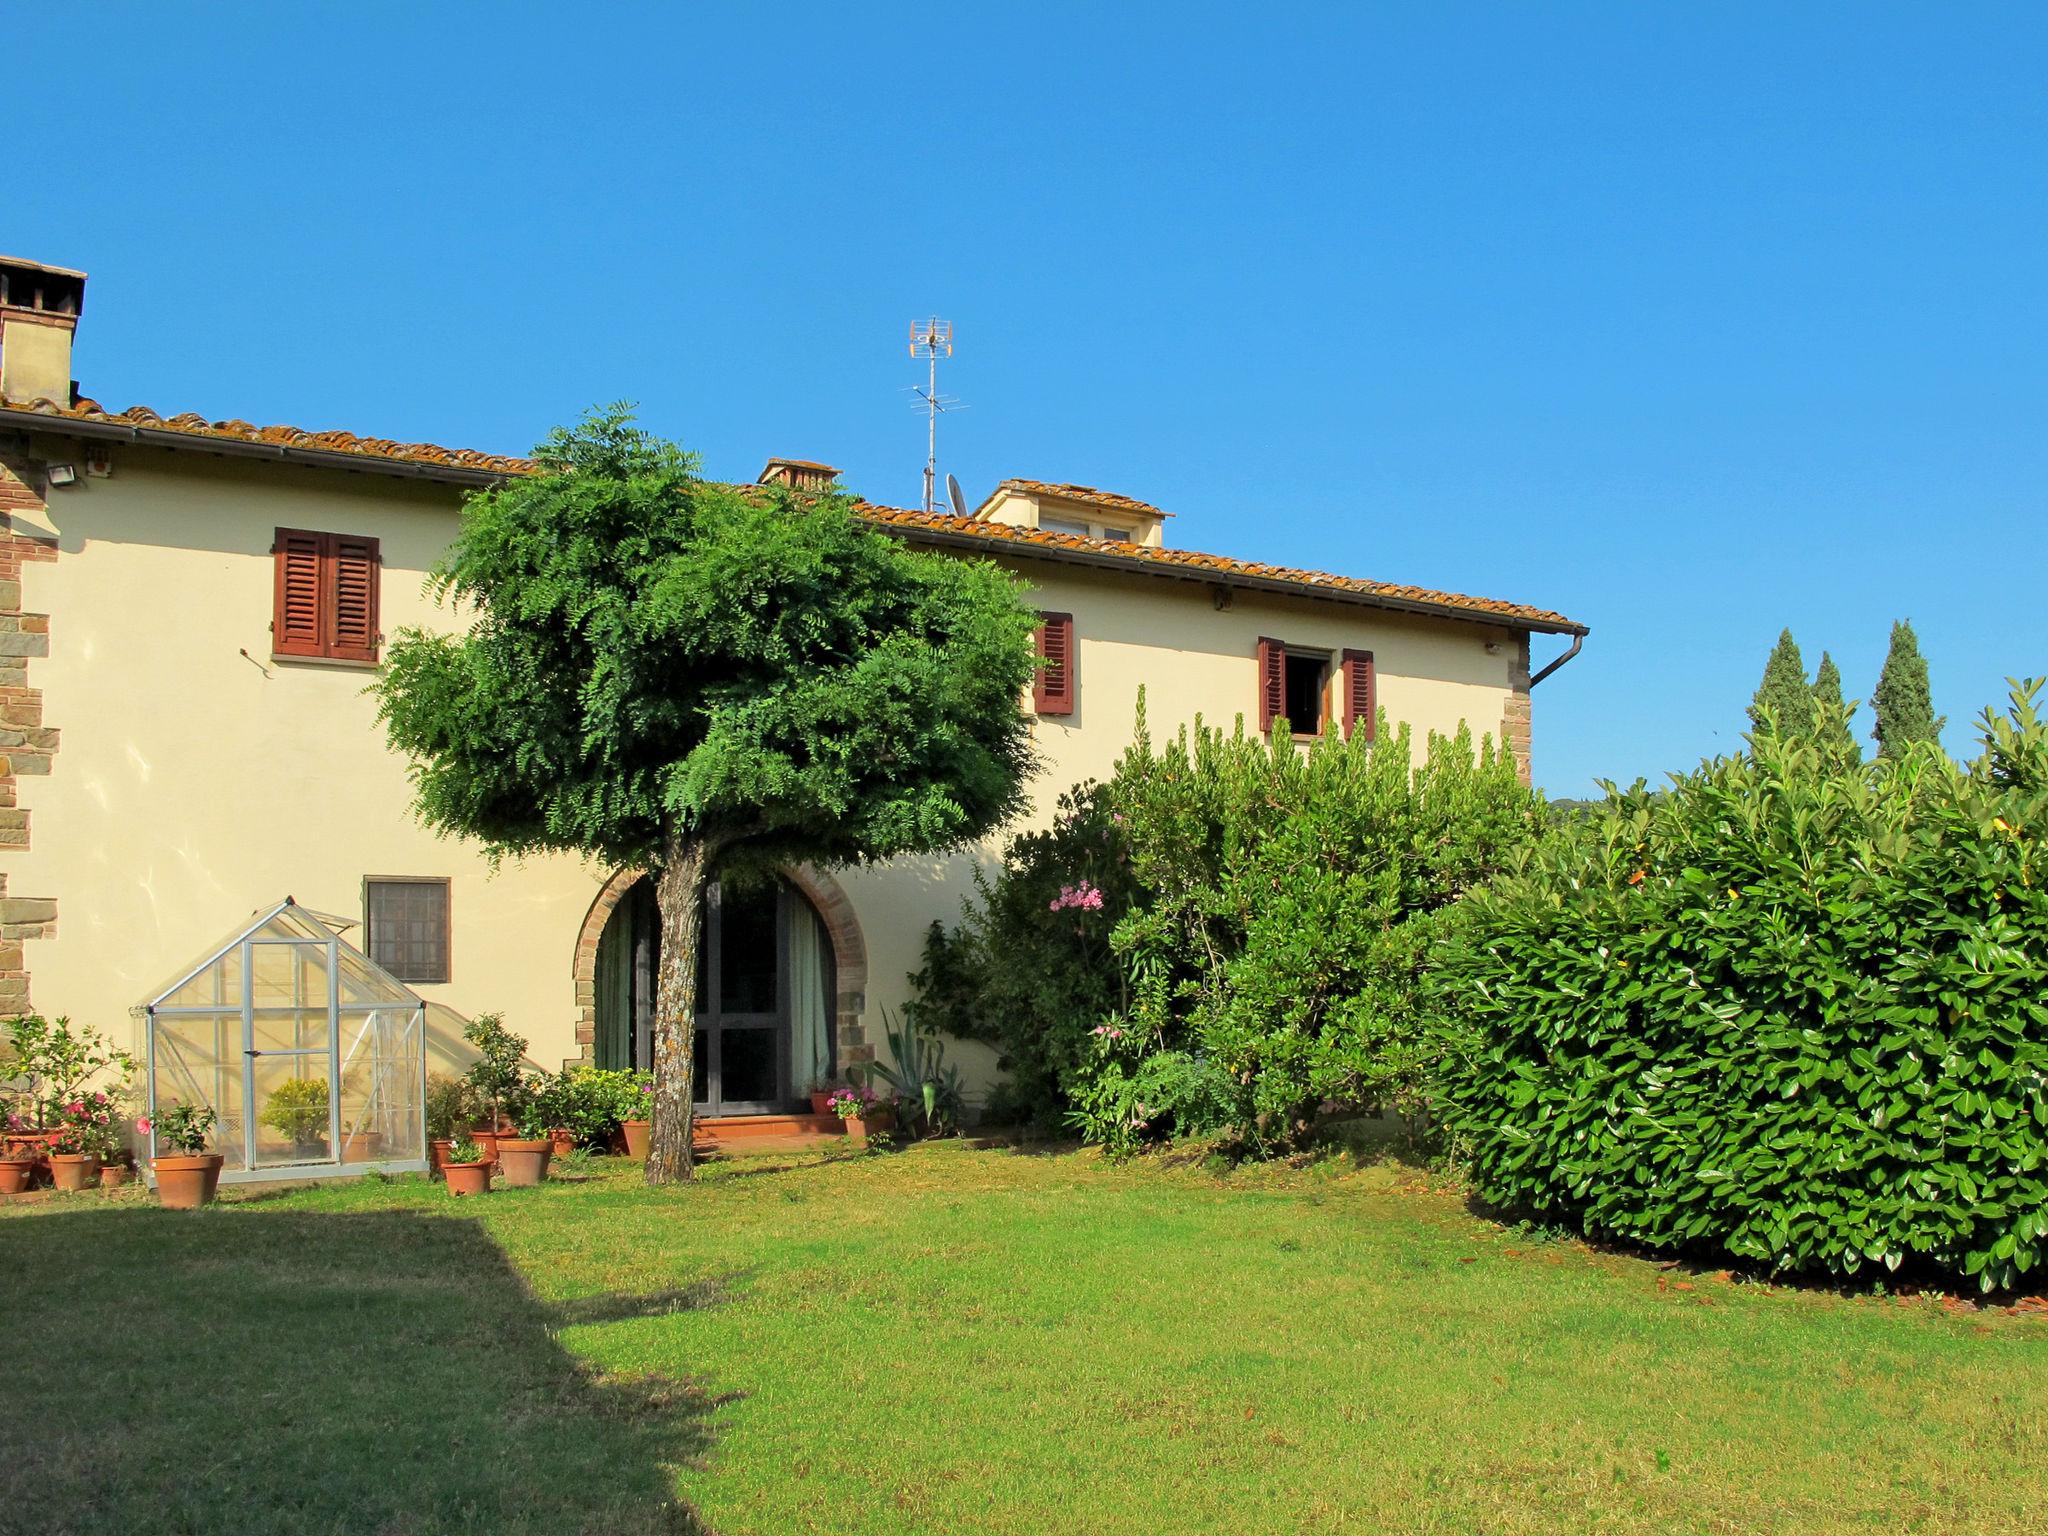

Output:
xmin=44 ymin=463 xmax=77 ymax=488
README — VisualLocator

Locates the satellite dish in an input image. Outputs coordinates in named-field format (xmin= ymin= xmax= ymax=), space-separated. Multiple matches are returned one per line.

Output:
xmin=946 ymin=473 xmax=968 ymax=518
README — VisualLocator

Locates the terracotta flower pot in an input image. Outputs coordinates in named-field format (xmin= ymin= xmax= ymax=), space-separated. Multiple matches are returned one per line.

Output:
xmin=152 ymin=1153 xmax=224 ymax=1210
xmin=844 ymin=1109 xmax=893 ymax=1142
xmin=467 ymin=1128 xmax=501 ymax=1165
xmin=495 ymin=1137 xmax=552 ymax=1187
xmin=0 ymin=1156 xmax=33 ymax=1195
xmin=49 ymin=1153 xmax=102 ymax=1192
xmin=620 ymin=1119 xmax=651 ymax=1159
xmin=548 ymin=1126 xmax=576 ymax=1157
xmin=443 ymin=1159 xmax=492 ymax=1197
xmin=808 ymin=1090 xmax=834 ymax=1116
xmin=100 ymin=1164 xmax=134 ymax=1190
xmin=342 ymin=1130 xmax=384 ymax=1161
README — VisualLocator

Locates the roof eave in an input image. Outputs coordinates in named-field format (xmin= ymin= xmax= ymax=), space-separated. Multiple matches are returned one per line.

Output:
xmin=888 ymin=521 xmax=1588 ymax=637
xmin=0 ymin=406 xmax=514 ymax=488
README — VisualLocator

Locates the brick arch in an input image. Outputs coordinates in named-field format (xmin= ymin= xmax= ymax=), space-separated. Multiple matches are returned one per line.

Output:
xmin=569 ymin=862 xmax=871 ymax=1070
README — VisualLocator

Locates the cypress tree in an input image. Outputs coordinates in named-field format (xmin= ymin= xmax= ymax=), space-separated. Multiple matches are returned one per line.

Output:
xmin=1747 ymin=629 xmax=1815 ymax=739
xmin=1871 ymin=619 xmax=1945 ymax=758
xmin=1811 ymin=651 xmax=1861 ymax=769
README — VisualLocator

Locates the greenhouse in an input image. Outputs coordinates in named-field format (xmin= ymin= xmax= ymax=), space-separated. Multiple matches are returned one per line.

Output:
xmin=138 ymin=898 xmax=429 ymax=1183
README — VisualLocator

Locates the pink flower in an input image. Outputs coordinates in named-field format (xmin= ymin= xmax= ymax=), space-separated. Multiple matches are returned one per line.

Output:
xmin=134 ymin=1117 xmax=152 ymax=1135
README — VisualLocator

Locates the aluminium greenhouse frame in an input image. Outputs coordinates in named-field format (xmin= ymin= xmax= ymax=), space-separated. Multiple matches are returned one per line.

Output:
xmin=139 ymin=898 xmax=431 ymax=1184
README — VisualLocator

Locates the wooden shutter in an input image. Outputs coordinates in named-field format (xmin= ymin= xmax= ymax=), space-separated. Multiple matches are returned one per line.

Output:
xmin=1256 ymin=637 xmax=1285 ymax=735
xmin=329 ymin=534 xmax=381 ymax=662
xmin=272 ymin=529 xmax=326 ymax=657
xmin=1340 ymin=648 xmax=1376 ymax=741
xmin=272 ymin=528 xmax=380 ymax=662
xmin=1033 ymin=611 xmax=1076 ymax=716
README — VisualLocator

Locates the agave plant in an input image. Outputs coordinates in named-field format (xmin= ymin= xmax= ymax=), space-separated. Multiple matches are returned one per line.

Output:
xmin=863 ymin=1008 xmax=964 ymax=1137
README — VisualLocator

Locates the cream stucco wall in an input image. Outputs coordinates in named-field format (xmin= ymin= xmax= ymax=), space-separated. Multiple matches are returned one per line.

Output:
xmin=10 ymin=442 xmax=1527 ymax=1098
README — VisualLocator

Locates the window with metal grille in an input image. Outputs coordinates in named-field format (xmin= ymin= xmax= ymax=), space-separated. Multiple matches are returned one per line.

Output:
xmin=364 ymin=878 xmax=450 ymax=984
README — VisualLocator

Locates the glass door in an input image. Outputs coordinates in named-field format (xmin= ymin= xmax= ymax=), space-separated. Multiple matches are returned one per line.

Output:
xmin=247 ymin=937 xmax=340 ymax=1170
xmin=693 ymin=881 xmax=790 ymax=1117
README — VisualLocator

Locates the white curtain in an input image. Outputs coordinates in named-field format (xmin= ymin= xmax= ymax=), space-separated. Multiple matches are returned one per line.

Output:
xmin=788 ymin=897 xmax=834 ymax=1092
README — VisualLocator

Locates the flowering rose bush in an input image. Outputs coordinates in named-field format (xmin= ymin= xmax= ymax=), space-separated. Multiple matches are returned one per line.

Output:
xmin=50 ymin=1091 xmax=123 ymax=1159
xmin=147 ymin=1103 xmax=217 ymax=1156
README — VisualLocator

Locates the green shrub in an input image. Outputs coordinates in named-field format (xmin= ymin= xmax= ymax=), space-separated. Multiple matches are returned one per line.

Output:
xmin=916 ymin=700 xmax=1542 ymax=1153
xmin=534 ymin=1066 xmax=644 ymax=1145
xmin=1436 ymin=685 xmax=2048 ymax=1291
xmin=259 ymin=1077 xmax=330 ymax=1147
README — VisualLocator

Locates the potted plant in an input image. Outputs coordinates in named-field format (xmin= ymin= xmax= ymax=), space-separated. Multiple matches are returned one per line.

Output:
xmin=0 ymin=1123 xmax=36 ymax=1193
xmin=461 ymin=1013 xmax=529 ymax=1161
xmin=99 ymin=1155 xmax=134 ymax=1190
xmin=146 ymin=1104 xmax=223 ymax=1209
xmin=424 ymin=1072 xmax=468 ymax=1178
xmin=4 ymin=1015 xmax=136 ymax=1183
xmin=441 ymin=1132 xmax=492 ymax=1197
xmin=494 ymin=1083 xmax=555 ymax=1187
xmin=828 ymin=1084 xmax=891 ymax=1142
xmin=620 ymin=1070 xmax=654 ymax=1158
xmin=807 ymin=1077 xmax=837 ymax=1116
xmin=48 ymin=1091 xmax=127 ymax=1191
xmin=258 ymin=1076 xmax=330 ymax=1161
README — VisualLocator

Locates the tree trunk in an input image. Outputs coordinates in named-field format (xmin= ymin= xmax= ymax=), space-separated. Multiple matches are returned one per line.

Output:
xmin=647 ymin=827 xmax=713 ymax=1184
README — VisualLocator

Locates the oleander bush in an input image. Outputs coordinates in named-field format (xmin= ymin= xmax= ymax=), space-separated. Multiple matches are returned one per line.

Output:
xmin=913 ymin=701 xmax=1542 ymax=1151
xmin=1436 ymin=685 xmax=2048 ymax=1291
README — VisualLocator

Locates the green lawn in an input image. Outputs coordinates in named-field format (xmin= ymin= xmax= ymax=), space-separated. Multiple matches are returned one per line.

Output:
xmin=5 ymin=1142 xmax=2046 ymax=1535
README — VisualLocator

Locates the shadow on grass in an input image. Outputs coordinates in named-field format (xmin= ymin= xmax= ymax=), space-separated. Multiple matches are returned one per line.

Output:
xmin=3 ymin=1204 xmax=725 ymax=1535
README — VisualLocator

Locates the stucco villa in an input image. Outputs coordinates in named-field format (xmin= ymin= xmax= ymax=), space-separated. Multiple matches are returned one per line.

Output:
xmin=0 ymin=254 xmax=1586 ymax=1169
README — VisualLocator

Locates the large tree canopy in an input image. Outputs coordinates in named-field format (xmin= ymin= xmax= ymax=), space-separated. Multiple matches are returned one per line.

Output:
xmin=378 ymin=409 xmax=1041 ymax=1179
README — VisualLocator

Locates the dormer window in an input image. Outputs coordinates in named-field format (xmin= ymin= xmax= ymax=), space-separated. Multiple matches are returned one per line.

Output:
xmin=1041 ymin=516 xmax=1091 ymax=538
xmin=1099 ymin=526 xmax=1132 ymax=542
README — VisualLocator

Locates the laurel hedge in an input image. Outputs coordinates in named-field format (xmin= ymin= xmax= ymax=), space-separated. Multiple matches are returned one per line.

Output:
xmin=1436 ymin=686 xmax=2048 ymax=1291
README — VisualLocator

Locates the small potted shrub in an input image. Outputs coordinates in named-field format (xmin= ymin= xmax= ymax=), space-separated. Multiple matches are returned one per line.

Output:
xmin=494 ymin=1083 xmax=555 ymax=1187
xmin=441 ymin=1133 xmax=492 ymax=1197
xmin=146 ymin=1104 xmax=223 ymax=1209
xmin=828 ymin=1084 xmax=890 ymax=1142
xmin=620 ymin=1071 xmax=654 ymax=1158
xmin=0 ymin=1131 xmax=33 ymax=1194
xmin=258 ymin=1076 xmax=330 ymax=1161
xmin=99 ymin=1152 xmax=135 ymax=1190
xmin=424 ymin=1072 xmax=468 ymax=1177
xmin=462 ymin=1013 xmax=530 ymax=1162
xmin=48 ymin=1092 xmax=123 ymax=1191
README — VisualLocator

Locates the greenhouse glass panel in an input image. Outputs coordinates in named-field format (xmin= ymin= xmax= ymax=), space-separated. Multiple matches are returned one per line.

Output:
xmin=141 ymin=899 xmax=429 ymax=1184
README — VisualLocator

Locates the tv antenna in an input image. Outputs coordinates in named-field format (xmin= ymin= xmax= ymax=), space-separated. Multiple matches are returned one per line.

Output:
xmin=908 ymin=317 xmax=963 ymax=514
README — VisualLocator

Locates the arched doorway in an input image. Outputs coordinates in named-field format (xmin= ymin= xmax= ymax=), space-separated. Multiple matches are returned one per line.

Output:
xmin=587 ymin=874 xmax=845 ymax=1116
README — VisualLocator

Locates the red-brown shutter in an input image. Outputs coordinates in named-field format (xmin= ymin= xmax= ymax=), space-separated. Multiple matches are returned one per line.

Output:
xmin=329 ymin=534 xmax=381 ymax=662
xmin=1033 ymin=611 xmax=1075 ymax=716
xmin=1340 ymin=648 xmax=1376 ymax=741
xmin=273 ymin=529 xmax=326 ymax=657
xmin=1256 ymin=637 xmax=1285 ymax=735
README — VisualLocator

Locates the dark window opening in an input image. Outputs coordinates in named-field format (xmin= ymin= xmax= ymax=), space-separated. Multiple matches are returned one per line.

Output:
xmin=1283 ymin=651 xmax=1327 ymax=732
xmin=364 ymin=878 xmax=451 ymax=984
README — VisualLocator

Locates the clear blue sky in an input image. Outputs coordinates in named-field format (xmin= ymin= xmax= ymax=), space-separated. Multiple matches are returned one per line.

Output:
xmin=22 ymin=4 xmax=2046 ymax=793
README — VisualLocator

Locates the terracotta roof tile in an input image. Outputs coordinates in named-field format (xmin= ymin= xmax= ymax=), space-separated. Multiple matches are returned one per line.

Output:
xmin=1 ymin=395 xmax=538 ymax=477
xmin=979 ymin=478 xmax=1174 ymax=518
xmin=855 ymin=502 xmax=1583 ymax=633
xmin=1 ymin=394 xmax=1581 ymax=632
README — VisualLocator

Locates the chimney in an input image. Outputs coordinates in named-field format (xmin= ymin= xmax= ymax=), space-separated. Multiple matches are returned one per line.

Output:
xmin=757 ymin=457 xmax=839 ymax=494
xmin=0 ymin=256 xmax=86 ymax=407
